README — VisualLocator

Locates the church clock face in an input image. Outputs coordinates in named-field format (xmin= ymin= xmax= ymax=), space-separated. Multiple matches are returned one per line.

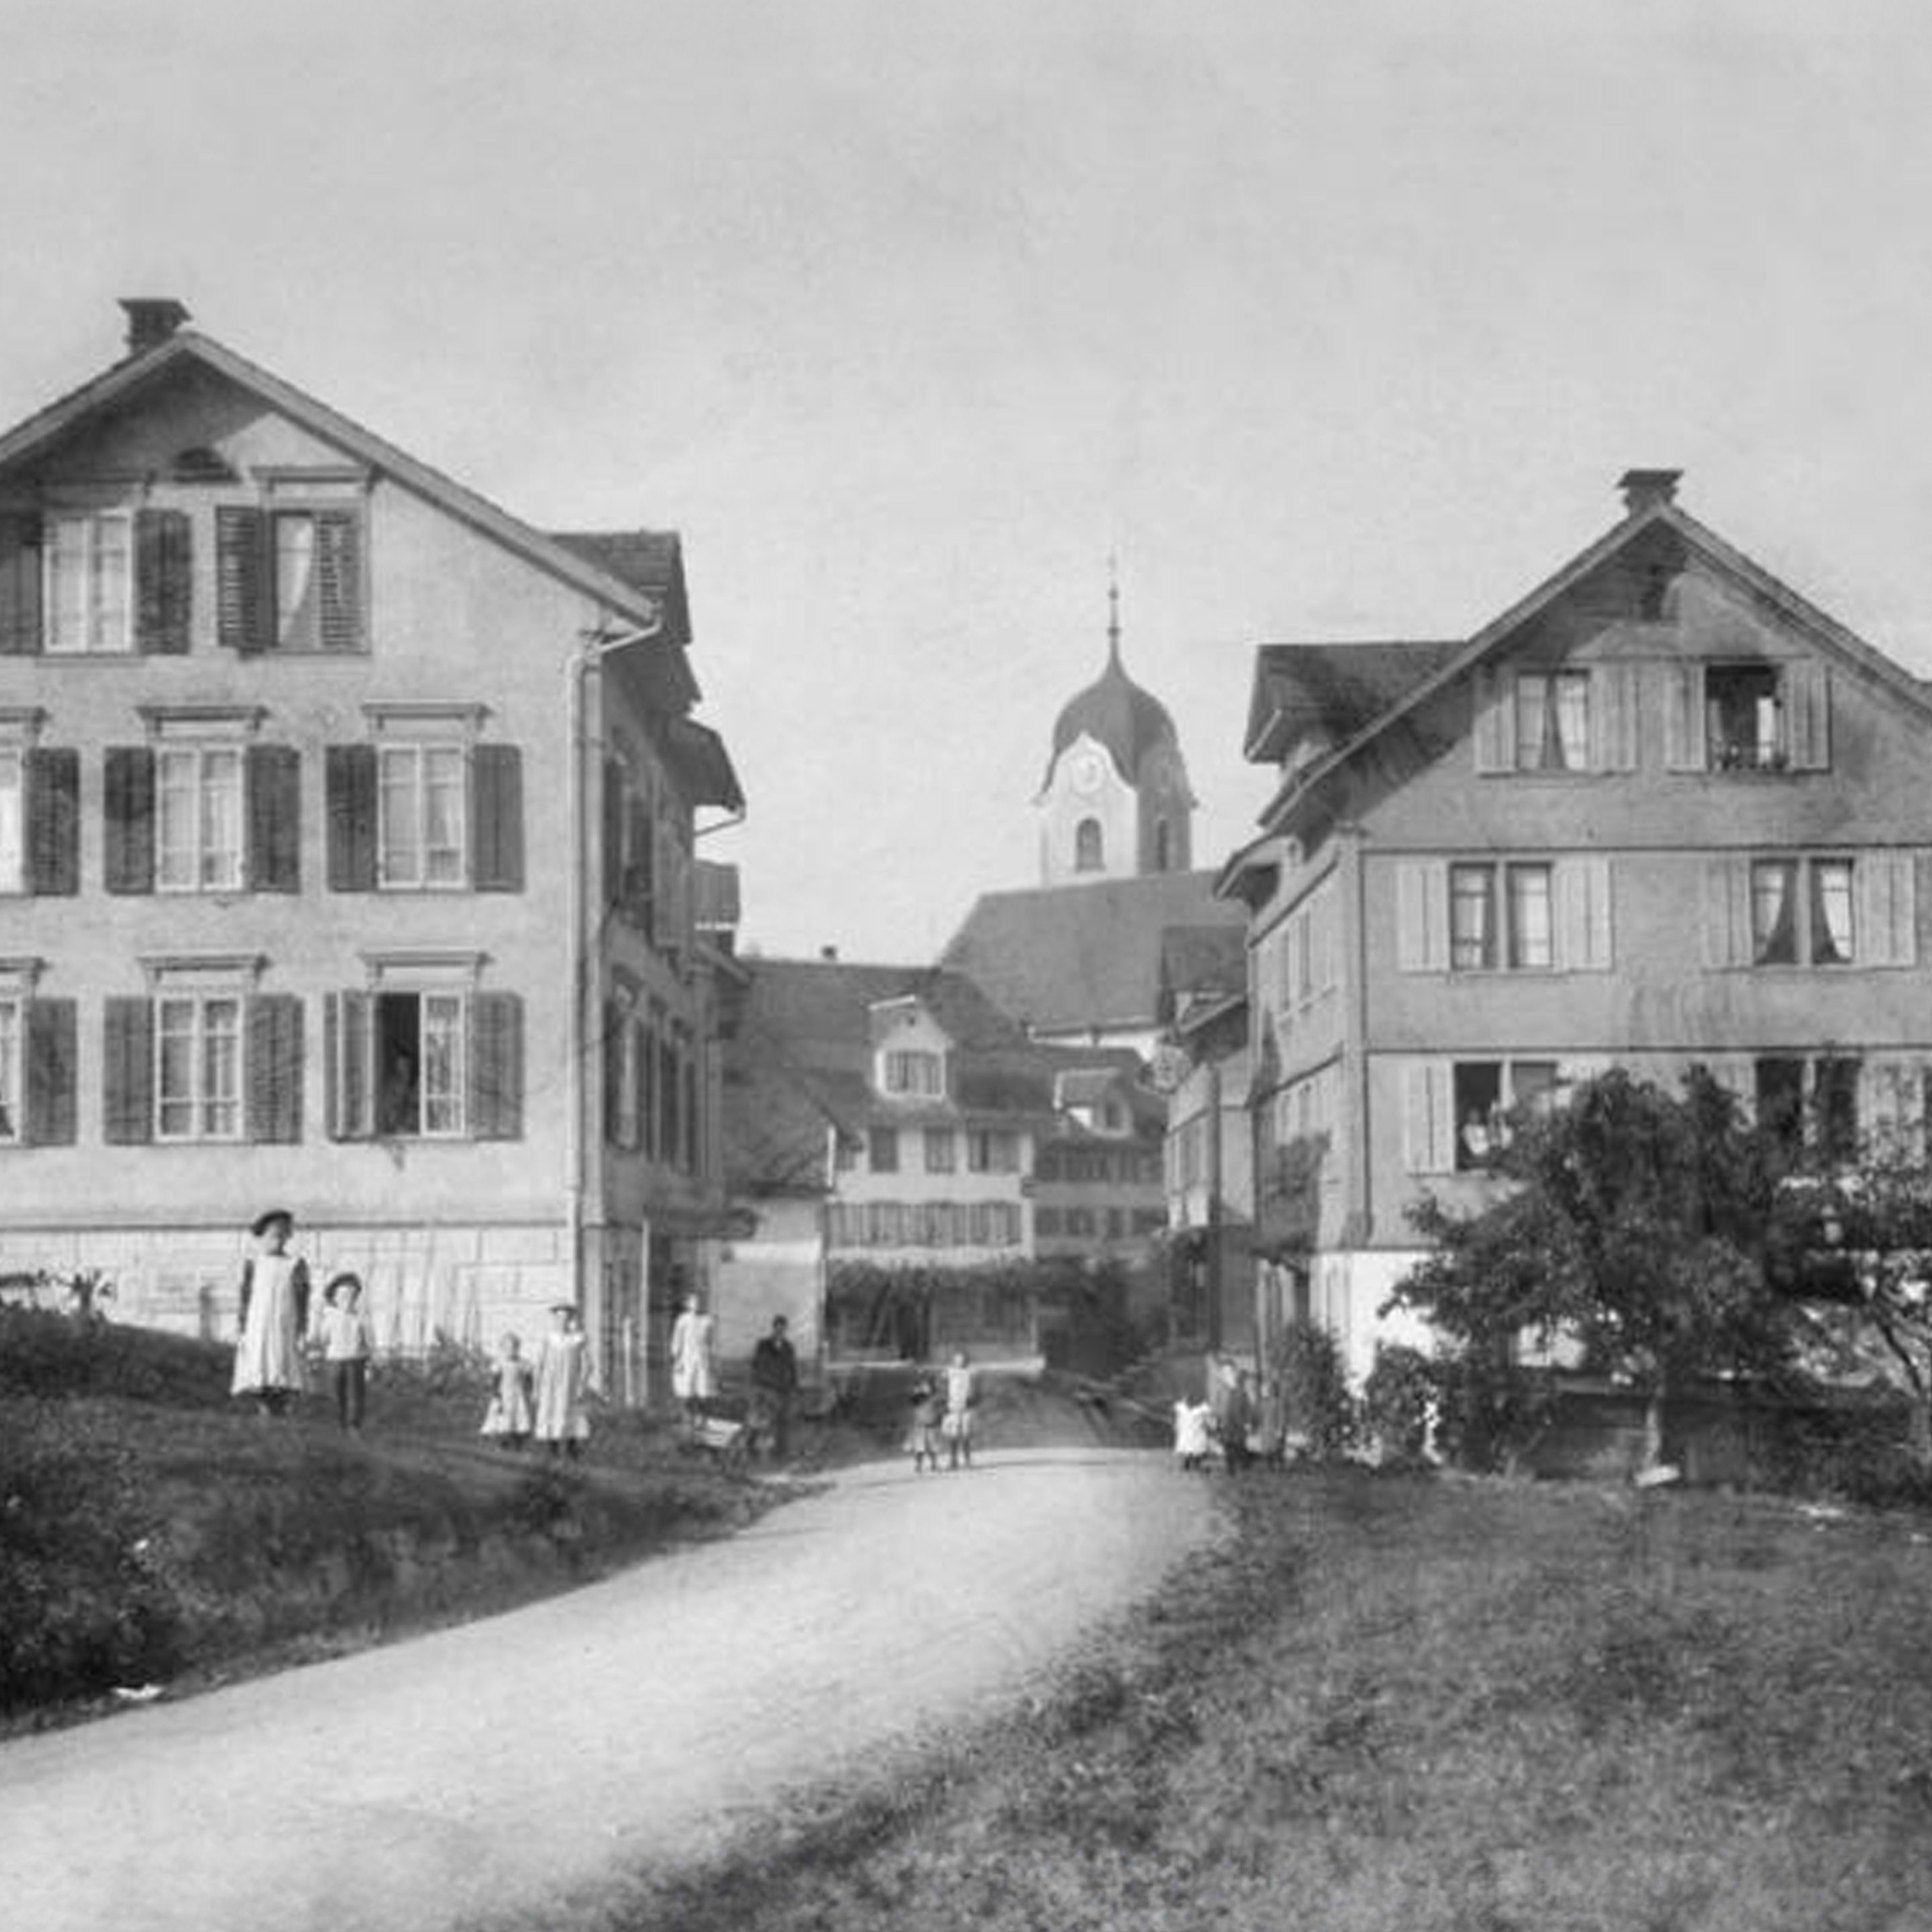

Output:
xmin=1069 ymin=748 xmax=1107 ymax=795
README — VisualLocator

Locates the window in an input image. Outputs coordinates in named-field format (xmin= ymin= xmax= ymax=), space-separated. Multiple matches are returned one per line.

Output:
xmin=883 ymin=1050 xmax=944 ymax=1097
xmin=374 ymin=991 xmax=466 ymax=1137
xmin=217 ymin=503 xmax=362 ymax=654
xmin=1153 ymin=818 xmax=1173 ymax=871
xmin=1448 ymin=863 xmax=1553 ymax=971
xmin=1756 ymin=1057 xmax=1861 ymax=1163
xmin=1075 ymin=818 xmax=1103 ymax=871
xmin=1514 ymin=671 xmax=1590 ymax=772
xmin=868 ymin=1126 xmax=899 ymax=1173
xmin=378 ymin=745 xmax=466 ymax=889
xmin=1749 ymin=857 xmax=1857 ymax=966
xmin=155 ymin=746 xmax=244 ymax=892
xmin=924 ymin=1128 xmax=955 ymax=1173
xmin=0 ymin=751 xmax=21 ymax=893
xmin=1035 ymin=1206 xmax=1064 ymax=1237
xmin=45 ymin=511 xmax=132 ymax=654
xmin=155 ymin=995 xmax=243 ymax=1142
xmin=1754 ymin=1058 xmax=1806 ymax=1156
xmin=1706 ymin=664 xmax=1783 ymax=770
xmin=1452 ymin=1059 xmax=1559 ymax=1171
xmin=967 ymin=1129 xmax=1019 ymax=1174
xmin=0 ymin=998 xmax=19 ymax=1143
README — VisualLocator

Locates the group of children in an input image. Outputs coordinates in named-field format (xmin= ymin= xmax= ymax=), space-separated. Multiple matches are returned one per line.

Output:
xmin=479 ymin=1304 xmax=592 ymax=1458
xmin=1172 ymin=1357 xmax=1280 ymax=1474
xmin=908 ymin=1349 xmax=978 ymax=1473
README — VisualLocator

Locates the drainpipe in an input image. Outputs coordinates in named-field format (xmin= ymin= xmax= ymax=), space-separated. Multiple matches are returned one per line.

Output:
xmin=566 ymin=612 xmax=665 ymax=1309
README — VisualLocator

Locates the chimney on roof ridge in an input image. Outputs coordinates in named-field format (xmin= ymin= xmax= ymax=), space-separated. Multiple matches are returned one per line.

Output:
xmin=1618 ymin=468 xmax=1682 ymax=515
xmin=820 ymin=946 xmax=839 ymax=962
xmin=119 ymin=298 xmax=191 ymax=356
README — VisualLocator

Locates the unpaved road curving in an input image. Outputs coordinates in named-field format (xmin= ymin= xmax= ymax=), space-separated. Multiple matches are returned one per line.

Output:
xmin=0 ymin=1446 xmax=1217 ymax=1932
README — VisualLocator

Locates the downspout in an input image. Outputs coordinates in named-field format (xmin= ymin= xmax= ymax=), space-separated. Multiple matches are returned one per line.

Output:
xmin=567 ymin=612 xmax=665 ymax=1307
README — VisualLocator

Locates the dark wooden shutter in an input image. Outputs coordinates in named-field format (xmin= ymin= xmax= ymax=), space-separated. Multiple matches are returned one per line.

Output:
xmin=314 ymin=510 xmax=363 ymax=652
xmin=135 ymin=508 xmax=192 ymax=654
xmin=470 ymin=991 xmax=524 ymax=1141
xmin=626 ymin=793 xmax=652 ymax=926
xmin=247 ymin=994 xmax=304 ymax=1142
xmin=247 ymin=745 xmax=301 ymax=893
xmin=215 ymin=506 xmax=268 ymax=653
xmin=602 ymin=999 xmax=623 ymax=1146
xmin=325 ymin=745 xmax=378 ymax=891
xmin=324 ymin=991 xmax=374 ymax=1140
xmin=103 ymin=746 xmax=156 ymax=895
xmin=26 ymin=749 xmax=78 ymax=896
xmin=0 ymin=513 xmax=42 ymax=656
xmin=26 ymin=999 xmax=77 ymax=1146
xmin=102 ymin=998 xmax=154 ymax=1145
xmin=603 ymin=760 xmax=624 ymax=911
xmin=472 ymin=744 xmax=523 ymax=892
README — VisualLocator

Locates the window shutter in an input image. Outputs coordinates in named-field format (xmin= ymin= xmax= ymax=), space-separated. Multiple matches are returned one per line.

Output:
xmin=1556 ymin=857 xmax=1613 ymax=972
xmin=103 ymin=746 xmax=157 ymax=895
xmin=630 ymin=1018 xmax=649 ymax=1152
xmin=1401 ymin=1061 xmax=1454 ymax=1175
xmin=602 ymin=998 xmax=622 ymax=1146
xmin=246 ymin=745 xmax=301 ymax=894
xmin=471 ymin=744 xmax=524 ymax=892
xmin=471 ymin=991 xmax=524 ymax=1141
xmin=626 ymin=793 xmax=652 ymax=925
xmin=1472 ymin=667 xmax=1514 ymax=773
xmin=25 ymin=999 xmax=77 ymax=1146
xmin=1395 ymin=860 xmax=1448 ymax=972
xmin=26 ymin=749 xmax=79 ymax=896
xmin=1858 ymin=850 xmax=1916 ymax=968
xmin=0 ymin=512 xmax=43 ymax=655
xmin=215 ymin=506 xmax=269 ymax=653
xmin=1865 ymin=1060 xmax=1925 ymax=1153
xmin=246 ymin=995 xmax=304 ymax=1143
xmin=603 ymin=760 xmax=625 ymax=911
xmin=324 ymin=991 xmax=374 ymax=1140
xmin=325 ymin=745 xmax=378 ymax=891
xmin=1702 ymin=856 xmax=1751 ymax=969
xmin=1783 ymin=662 xmax=1830 ymax=771
xmin=1590 ymin=664 xmax=1639 ymax=772
xmin=102 ymin=998 xmax=154 ymax=1145
xmin=134 ymin=508 xmax=192 ymax=655
xmin=1663 ymin=663 xmax=1705 ymax=771
xmin=313 ymin=510 xmax=363 ymax=653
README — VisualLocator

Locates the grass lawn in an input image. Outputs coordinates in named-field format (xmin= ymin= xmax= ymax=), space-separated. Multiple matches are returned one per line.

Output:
xmin=606 ymin=1471 xmax=1932 ymax=1932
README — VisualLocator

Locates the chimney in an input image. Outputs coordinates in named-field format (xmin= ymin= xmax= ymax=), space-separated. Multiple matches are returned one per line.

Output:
xmin=1618 ymin=468 xmax=1682 ymax=515
xmin=820 ymin=945 xmax=839 ymax=962
xmin=119 ymin=298 xmax=191 ymax=357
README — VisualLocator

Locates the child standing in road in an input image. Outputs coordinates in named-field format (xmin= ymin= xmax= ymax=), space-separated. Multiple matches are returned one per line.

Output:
xmin=480 ymin=1331 xmax=536 ymax=1450
xmin=908 ymin=1375 xmax=945 ymax=1474
xmin=319 ymin=1271 xmax=375 ymax=1435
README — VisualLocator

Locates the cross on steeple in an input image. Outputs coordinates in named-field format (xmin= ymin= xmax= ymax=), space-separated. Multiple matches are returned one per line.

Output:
xmin=1106 ymin=554 xmax=1121 ymax=668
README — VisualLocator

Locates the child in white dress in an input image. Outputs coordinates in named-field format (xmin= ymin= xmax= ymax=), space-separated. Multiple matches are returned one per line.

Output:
xmin=480 ymin=1332 xmax=536 ymax=1450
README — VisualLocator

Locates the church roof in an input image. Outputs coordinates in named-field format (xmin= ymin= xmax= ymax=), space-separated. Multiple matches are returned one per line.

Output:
xmin=940 ymin=872 xmax=1245 ymax=1037
xmin=1049 ymin=635 xmax=1179 ymax=784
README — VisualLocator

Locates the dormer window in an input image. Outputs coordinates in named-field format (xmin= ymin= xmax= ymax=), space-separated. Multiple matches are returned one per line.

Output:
xmin=1706 ymin=664 xmax=1783 ymax=770
xmin=882 ymin=1049 xmax=944 ymax=1098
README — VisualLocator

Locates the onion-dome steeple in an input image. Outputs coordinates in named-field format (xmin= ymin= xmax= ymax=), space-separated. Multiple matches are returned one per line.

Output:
xmin=1048 ymin=575 xmax=1181 ymax=785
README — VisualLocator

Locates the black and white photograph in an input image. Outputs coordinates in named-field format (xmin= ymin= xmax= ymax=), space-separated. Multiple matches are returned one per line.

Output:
xmin=3 ymin=5 xmax=1931 ymax=1928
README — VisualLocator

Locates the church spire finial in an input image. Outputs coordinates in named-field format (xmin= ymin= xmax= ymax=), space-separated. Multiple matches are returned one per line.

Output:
xmin=1106 ymin=554 xmax=1121 ymax=669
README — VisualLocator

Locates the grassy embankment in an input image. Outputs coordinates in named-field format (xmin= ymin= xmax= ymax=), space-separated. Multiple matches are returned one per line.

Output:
xmin=585 ymin=1469 xmax=1932 ymax=1932
xmin=0 ymin=1305 xmax=795 ymax=1728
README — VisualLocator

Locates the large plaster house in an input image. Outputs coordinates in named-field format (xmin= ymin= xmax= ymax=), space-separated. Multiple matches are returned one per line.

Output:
xmin=0 ymin=299 xmax=743 ymax=1403
xmin=1222 ymin=470 xmax=1932 ymax=1380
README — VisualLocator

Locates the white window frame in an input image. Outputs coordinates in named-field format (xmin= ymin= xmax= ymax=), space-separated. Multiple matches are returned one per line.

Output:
xmin=156 ymin=743 xmax=246 ymax=894
xmin=371 ymin=987 xmax=469 ymax=1140
xmin=0 ymin=749 xmax=22 ymax=894
xmin=883 ymin=1049 xmax=944 ymax=1097
xmin=154 ymin=993 xmax=245 ymax=1143
xmin=0 ymin=996 xmax=20 ymax=1144
xmin=44 ymin=507 xmax=133 ymax=655
xmin=1448 ymin=861 xmax=1554 ymax=972
xmin=377 ymin=742 xmax=468 ymax=890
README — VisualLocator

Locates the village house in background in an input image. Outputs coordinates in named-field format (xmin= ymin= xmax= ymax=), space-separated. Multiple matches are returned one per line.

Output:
xmin=1219 ymin=469 xmax=1932 ymax=1381
xmin=717 ymin=957 xmax=1166 ymax=1375
xmin=0 ymin=300 xmax=743 ymax=1403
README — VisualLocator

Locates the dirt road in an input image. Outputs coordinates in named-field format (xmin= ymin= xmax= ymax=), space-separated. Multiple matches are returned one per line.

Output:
xmin=0 ymin=1446 xmax=1216 ymax=1932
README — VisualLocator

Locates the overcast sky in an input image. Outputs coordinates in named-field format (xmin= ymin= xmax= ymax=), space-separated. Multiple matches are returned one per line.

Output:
xmin=5 ymin=2 xmax=1931 ymax=960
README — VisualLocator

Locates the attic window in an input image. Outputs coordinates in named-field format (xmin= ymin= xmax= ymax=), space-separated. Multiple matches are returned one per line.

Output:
xmin=881 ymin=1049 xmax=943 ymax=1098
xmin=1706 ymin=664 xmax=1783 ymax=771
xmin=172 ymin=446 xmax=237 ymax=484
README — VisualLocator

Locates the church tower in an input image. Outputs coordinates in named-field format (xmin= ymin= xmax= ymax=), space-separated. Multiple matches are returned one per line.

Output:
xmin=1036 ymin=575 xmax=1196 ymax=887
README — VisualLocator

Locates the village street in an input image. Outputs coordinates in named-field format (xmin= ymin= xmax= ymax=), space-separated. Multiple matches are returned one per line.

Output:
xmin=0 ymin=1445 xmax=1218 ymax=1932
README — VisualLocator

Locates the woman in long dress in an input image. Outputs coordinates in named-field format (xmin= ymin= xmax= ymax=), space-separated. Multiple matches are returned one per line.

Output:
xmin=231 ymin=1208 xmax=311 ymax=1417
xmin=669 ymin=1290 xmax=715 ymax=1430
xmin=532 ymin=1304 xmax=590 ymax=1458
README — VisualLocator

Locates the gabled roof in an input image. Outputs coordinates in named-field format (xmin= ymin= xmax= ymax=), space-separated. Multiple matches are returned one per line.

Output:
xmin=1158 ymin=923 xmax=1248 ymax=1011
xmin=940 ymin=872 xmax=1245 ymax=1036
xmin=1244 ymin=640 xmax=1461 ymax=762
xmin=1246 ymin=486 xmax=1932 ymax=835
xmin=0 ymin=325 xmax=692 ymax=656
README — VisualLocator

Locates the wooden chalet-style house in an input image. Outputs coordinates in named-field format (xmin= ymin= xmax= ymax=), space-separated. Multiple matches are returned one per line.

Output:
xmin=1223 ymin=469 xmax=1932 ymax=1380
xmin=0 ymin=299 xmax=743 ymax=1403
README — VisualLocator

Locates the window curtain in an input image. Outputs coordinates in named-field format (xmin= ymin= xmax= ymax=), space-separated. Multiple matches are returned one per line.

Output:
xmin=1811 ymin=861 xmax=1855 ymax=964
xmin=1751 ymin=862 xmax=1797 ymax=963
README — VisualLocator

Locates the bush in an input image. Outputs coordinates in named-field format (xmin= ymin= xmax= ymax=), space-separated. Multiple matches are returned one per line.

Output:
xmin=1430 ymin=1350 xmax=1557 ymax=1475
xmin=1756 ymin=1395 xmax=1932 ymax=1508
xmin=0 ymin=1303 xmax=230 ymax=1407
xmin=1361 ymin=1344 xmax=1435 ymax=1469
xmin=1270 ymin=1322 xmax=1356 ymax=1461
xmin=0 ymin=1403 xmax=185 ymax=1711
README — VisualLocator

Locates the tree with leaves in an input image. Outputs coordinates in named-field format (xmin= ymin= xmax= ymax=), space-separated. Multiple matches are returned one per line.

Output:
xmin=1391 ymin=1066 xmax=1798 ymax=1469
